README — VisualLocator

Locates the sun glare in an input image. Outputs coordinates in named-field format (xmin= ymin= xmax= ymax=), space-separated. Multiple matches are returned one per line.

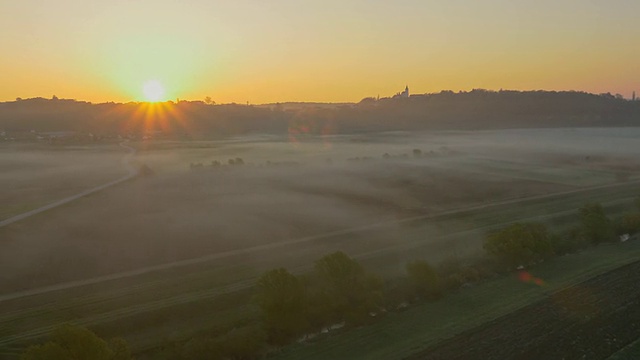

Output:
xmin=143 ymin=80 xmax=165 ymax=102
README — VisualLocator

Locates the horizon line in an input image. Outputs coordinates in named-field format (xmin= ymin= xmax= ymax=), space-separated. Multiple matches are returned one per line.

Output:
xmin=2 ymin=88 xmax=637 ymax=106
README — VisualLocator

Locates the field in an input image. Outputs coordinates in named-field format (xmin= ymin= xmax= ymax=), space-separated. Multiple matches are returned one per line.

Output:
xmin=275 ymin=241 xmax=640 ymax=360
xmin=407 ymin=253 xmax=640 ymax=360
xmin=0 ymin=142 xmax=128 ymax=220
xmin=2 ymin=127 xmax=640 ymax=358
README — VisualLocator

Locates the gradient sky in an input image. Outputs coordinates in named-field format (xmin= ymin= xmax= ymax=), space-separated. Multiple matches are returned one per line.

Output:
xmin=1 ymin=0 xmax=639 ymax=103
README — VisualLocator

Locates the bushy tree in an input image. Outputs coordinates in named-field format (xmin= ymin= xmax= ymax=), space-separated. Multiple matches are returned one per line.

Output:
xmin=483 ymin=223 xmax=553 ymax=268
xmin=406 ymin=260 xmax=441 ymax=300
xmin=21 ymin=324 xmax=131 ymax=360
xmin=255 ymin=268 xmax=308 ymax=345
xmin=300 ymin=274 xmax=335 ymax=332
xmin=551 ymin=226 xmax=588 ymax=256
xmin=314 ymin=251 xmax=382 ymax=324
xmin=579 ymin=203 xmax=614 ymax=244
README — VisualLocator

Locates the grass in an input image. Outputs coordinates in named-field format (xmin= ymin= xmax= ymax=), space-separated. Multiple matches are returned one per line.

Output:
xmin=608 ymin=338 xmax=640 ymax=360
xmin=2 ymin=189 xmax=638 ymax=358
xmin=273 ymin=240 xmax=640 ymax=360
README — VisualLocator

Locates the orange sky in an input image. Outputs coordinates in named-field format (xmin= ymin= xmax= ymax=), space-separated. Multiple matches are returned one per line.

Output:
xmin=1 ymin=0 xmax=639 ymax=103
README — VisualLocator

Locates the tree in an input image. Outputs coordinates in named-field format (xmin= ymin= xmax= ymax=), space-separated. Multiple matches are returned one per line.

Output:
xmin=303 ymin=277 xmax=336 ymax=331
xmin=483 ymin=223 xmax=553 ymax=268
xmin=21 ymin=324 xmax=131 ymax=360
xmin=551 ymin=226 xmax=588 ymax=256
xmin=313 ymin=251 xmax=383 ymax=324
xmin=406 ymin=260 xmax=441 ymax=300
xmin=579 ymin=203 xmax=614 ymax=244
xmin=255 ymin=268 xmax=308 ymax=345
xmin=204 ymin=96 xmax=215 ymax=105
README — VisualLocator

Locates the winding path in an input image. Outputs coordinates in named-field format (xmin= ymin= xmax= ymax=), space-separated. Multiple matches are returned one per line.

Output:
xmin=0 ymin=142 xmax=137 ymax=228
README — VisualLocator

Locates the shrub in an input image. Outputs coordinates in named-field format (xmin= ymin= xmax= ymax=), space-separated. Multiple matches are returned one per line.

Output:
xmin=406 ymin=260 xmax=441 ymax=300
xmin=579 ymin=203 xmax=614 ymax=244
xmin=550 ymin=227 xmax=589 ymax=255
xmin=613 ymin=213 xmax=640 ymax=236
xmin=483 ymin=222 xmax=554 ymax=269
xmin=21 ymin=324 xmax=131 ymax=360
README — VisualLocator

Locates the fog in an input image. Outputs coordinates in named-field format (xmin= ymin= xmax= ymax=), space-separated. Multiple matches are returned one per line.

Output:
xmin=0 ymin=144 xmax=127 ymax=220
xmin=2 ymin=128 xmax=640 ymax=293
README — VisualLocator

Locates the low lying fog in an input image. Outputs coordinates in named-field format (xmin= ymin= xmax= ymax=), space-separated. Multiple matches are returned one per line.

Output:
xmin=2 ymin=128 xmax=640 ymax=292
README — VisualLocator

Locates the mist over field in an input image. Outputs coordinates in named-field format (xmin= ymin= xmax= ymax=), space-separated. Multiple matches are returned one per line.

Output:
xmin=3 ymin=128 xmax=640 ymax=294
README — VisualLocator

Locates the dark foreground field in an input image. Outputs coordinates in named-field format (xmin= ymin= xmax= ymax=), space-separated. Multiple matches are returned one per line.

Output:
xmin=410 ymin=259 xmax=640 ymax=360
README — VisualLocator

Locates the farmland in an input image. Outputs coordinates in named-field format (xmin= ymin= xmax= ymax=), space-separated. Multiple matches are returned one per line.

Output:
xmin=0 ymin=142 xmax=128 ymax=221
xmin=2 ymin=127 xmax=640 ymax=358
xmin=276 ymin=241 xmax=640 ymax=360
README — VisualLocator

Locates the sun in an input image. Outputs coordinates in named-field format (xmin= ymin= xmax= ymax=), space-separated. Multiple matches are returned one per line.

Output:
xmin=142 ymin=80 xmax=166 ymax=102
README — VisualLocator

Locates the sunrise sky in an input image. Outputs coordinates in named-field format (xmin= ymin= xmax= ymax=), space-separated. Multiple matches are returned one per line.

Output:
xmin=1 ymin=0 xmax=639 ymax=104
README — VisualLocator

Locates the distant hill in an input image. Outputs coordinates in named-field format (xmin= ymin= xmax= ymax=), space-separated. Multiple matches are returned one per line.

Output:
xmin=1 ymin=90 xmax=639 ymax=139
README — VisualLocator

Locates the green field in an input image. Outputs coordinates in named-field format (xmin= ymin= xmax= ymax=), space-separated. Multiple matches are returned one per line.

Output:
xmin=1 ymin=182 xmax=639 ymax=358
xmin=274 ymin=241 xmax=640 ymax=360
xmin=609 ymin=339 xmax=640 ymax=360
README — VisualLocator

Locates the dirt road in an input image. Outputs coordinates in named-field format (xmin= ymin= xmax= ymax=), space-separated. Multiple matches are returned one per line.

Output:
xmin=0 ymin=142 xmax=137 ymax=228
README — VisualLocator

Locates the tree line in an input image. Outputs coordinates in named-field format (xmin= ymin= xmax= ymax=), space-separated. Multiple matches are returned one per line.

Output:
xmin=2 ymin=90 xmax=640 ymax=138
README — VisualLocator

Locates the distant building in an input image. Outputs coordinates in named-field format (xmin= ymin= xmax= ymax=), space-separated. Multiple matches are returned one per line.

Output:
xmin=393 ymin=85 xmax=409 ymax=99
